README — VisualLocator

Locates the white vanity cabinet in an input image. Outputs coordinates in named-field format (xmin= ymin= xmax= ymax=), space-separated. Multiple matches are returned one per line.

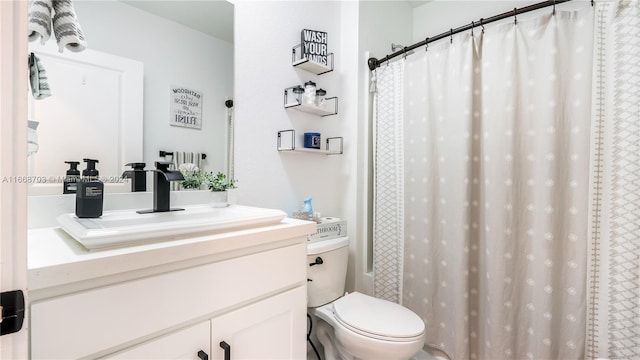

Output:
xmin=105 ymin=321 xmax=211 ymax=360
xmin=103 ymin=287 xmax=306 ymax=360
xmin=210 ymin=286 xmax=306 ymax=360
xmin=28 ymin=218 xmax=315 ymax=360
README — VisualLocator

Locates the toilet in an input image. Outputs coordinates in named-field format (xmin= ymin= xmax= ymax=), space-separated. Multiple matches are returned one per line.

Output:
xmin=307 ymin=236 xmax=425 ymax=360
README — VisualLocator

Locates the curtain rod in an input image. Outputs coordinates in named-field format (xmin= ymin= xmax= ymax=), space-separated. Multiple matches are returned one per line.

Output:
xmin=368 ymin=0 xmax=577 ymax=71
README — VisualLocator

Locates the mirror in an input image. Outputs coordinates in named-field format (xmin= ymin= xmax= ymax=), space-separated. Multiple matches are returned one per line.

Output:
xmin=27 ymin=0 xmax=234 ymax=195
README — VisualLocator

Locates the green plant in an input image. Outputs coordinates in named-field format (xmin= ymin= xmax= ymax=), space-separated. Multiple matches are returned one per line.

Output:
xmin=178 ymin=163 xmax=204 ymax=189
xmin=205 ymin=171 xmax=237 ymax=192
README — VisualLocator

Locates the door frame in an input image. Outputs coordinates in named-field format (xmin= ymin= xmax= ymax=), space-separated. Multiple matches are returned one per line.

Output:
xmin=0 ymin=0 xmax=29 ymax=358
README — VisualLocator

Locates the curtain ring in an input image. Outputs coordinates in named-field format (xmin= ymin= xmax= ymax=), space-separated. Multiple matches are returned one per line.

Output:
xmin=450 ymin=28 xmax=453 ymax=44
xmin=513 ymin=8 xmax=518 ymax=25
xmin=471 ymin=21 xmax=475 ymax=37
xmin=403 ymin=47 xmax=408 ymax=59
xmin=591 ymin=0 xmax=595 ymax=6
xmin=425 ymin=37 xmax=429 ymax=52
xmin=480 ymin=18 xmax=485 ymax=34
xmin=553 ymin=0 xmax=556 ymax=15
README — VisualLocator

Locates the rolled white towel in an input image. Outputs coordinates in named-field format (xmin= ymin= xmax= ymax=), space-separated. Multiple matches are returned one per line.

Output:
xmin=52 ymin=0 xmax=87 ymax=53
xmin=28 ymin=0 xmax=53 ymax=45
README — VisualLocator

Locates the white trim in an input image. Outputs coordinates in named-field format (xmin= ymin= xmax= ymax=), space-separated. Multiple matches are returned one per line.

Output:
xmin=0 ymin=0 xmax=29 ymax=358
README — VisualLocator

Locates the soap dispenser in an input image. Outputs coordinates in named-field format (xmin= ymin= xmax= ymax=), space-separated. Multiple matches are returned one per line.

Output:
xmin=303 ymin=197 xmax=313 ymax=220
xmin=76 ymin=158 xmax=104 ymax=218
xmin=63 ymin=161 xmax=80 ymax=194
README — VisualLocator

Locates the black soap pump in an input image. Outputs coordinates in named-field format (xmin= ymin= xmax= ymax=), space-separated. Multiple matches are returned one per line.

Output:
xmin=75 ymin=158 xmax=104 ymax=218
xmin=63 ymin=161 xmax=80 ymax=194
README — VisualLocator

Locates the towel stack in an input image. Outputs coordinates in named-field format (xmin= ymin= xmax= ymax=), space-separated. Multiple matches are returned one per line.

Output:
xmin=28 ymin=0 xmax=86 ymax=53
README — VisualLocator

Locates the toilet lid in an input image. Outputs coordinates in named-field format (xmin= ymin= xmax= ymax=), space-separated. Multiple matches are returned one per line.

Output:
xmin=332 ymin=292 xmax=425 ymax=339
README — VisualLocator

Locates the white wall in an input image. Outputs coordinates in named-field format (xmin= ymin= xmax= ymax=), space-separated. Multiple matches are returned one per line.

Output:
xmin=74 ymin=0 xmax=233 ymax=174
xmin=233 ymin=0 xmax=417 ymax=294
xmin=234 ymin=0 xmax=364 ymax=290
xmin=234 ymin=1 xmax=346 ymax=215
xmin=361 ymin=1 xmax=414 ymax=60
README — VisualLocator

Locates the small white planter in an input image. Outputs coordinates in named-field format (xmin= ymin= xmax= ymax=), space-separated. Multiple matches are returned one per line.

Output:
xmin=209 ymin=191 xmax=228 ymax=208
xmin=226 ymin=188 xmax=238 ymax=205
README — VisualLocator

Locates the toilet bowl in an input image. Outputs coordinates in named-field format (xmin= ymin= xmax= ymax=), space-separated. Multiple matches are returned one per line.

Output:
xmin=307 ymin=236 xmax=425 ymax=360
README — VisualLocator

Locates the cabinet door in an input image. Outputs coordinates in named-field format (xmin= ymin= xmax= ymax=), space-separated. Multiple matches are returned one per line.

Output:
xmin=211 ymin=287 xmax=306 ymax=360
xmin=104 ymin=320 xmax=210 ymax=360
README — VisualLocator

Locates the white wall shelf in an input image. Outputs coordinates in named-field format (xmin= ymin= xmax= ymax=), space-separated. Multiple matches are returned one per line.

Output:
xmin=292 ymin=44 xmax=334 ymax=75
xmin=277 ymin=129 xmax=343 ymax=155
xmin=284 ymin=86 xmax=338 ymax=117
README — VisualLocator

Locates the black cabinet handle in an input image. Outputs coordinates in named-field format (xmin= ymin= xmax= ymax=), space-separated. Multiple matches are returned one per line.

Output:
xmin=220 ymin=341 xmax=231 ymax=360
xmin=197 ymin=350 xmax=209 ymax=360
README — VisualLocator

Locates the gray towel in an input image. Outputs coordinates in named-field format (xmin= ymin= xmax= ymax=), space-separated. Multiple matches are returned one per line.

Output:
xmin=52 ymin=0 xmax=86 ymax=53
xmin=29 ymin=53 xmax=52 ymax=100
xmin=28 ymin=0 xmax=53 ymax=45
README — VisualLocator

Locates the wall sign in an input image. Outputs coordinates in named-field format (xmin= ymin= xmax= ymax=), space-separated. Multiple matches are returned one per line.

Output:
xmin=170 ymin=85 xmax=202 ymax=129
xmin=301 ymin=29 xmax=328 ymax=66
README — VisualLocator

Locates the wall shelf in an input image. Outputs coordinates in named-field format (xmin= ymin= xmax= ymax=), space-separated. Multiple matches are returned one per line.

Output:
xmin=292 ymin=44 xmax=334 ymax=75
xmin=277 ymin=129 xmax=343 ymax=155
xmin=284 ymin=86 xmax=338 ymax=117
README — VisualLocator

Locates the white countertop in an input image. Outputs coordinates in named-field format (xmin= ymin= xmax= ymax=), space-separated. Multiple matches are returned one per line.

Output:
xmin=29 ymin=217 xmax=316 ymax=299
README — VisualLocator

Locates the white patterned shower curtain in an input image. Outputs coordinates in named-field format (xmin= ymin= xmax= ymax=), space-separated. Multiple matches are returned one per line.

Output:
xmin=372 ymin=6 xmax=614 ymax=360
xmin=586 ymin=1 xmax=640 ymax=359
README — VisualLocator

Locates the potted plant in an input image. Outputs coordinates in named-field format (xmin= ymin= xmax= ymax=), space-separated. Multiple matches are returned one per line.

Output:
xmin=205 ymin=171 xmax=237 ymax=207
xmin=178 ymin=163 xmax=204 ymax=190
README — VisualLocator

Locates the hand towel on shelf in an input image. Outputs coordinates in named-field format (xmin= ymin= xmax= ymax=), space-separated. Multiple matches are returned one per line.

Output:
xmin=52 ymin=0 xmax=87 ymax=53
xmin=28 ymin=0 xmax=53 ymax=45
xmin=29 ymin=53 xmax=52 ymax=100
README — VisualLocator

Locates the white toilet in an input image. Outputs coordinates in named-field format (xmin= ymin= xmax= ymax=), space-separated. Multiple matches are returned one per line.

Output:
xmin=307 ymin=236 xmax=425 ymax=360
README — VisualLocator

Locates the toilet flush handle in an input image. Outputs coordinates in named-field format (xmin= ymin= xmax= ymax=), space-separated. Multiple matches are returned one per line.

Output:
xmin=309 ymin=257 xmax=324 ymax=266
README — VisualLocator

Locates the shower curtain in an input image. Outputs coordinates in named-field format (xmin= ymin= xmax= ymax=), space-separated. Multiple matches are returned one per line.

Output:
xmin=586 ymin=1 xmax=640 ymax=359
xmin=373 ymin=7 xmax=600 ymax=360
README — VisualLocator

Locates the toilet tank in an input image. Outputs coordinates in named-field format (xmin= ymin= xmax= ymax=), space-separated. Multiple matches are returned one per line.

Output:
xmin=307 ymin=236 xmax=349 ymax=307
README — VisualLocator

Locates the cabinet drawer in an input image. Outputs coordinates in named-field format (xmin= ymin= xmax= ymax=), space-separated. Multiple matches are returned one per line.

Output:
xmin=31 ymin=243 xmax=306 ymax=359
xmin=104 ymin=320 xmax=210 ymax=360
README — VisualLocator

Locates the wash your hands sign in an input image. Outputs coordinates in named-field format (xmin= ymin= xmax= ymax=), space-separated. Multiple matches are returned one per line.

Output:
xmin=301 ymin=29 xmax=328 ymax=66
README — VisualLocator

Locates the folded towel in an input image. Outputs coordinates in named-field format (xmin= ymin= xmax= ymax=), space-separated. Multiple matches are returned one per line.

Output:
xmin=27 ymin=0 xmax=53 ymax=45
xmin=52 ymin=0 xmax=86 ymax=53
xmin=29 ymin=53 xmax=52 ymax=100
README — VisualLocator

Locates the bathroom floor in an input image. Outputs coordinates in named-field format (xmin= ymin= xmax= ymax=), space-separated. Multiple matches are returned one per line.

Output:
xmin=307 ymin=348 xmax=450 ymax=360
xmin=412 ymin=349 xmax=450 ymax=360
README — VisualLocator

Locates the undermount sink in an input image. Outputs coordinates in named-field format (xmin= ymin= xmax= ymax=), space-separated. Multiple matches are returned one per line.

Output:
xmin=57 ymin=205 xmax=287 ymax=250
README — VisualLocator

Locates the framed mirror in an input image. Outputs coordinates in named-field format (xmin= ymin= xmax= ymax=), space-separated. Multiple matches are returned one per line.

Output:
xmin=27 ymin=0 xmax=234 ymax=195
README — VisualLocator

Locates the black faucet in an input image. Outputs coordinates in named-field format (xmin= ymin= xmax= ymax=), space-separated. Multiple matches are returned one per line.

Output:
xmin=122 ymin=162 xmax=147 ymax=192
xmin=136 ymin=161 xmax=184 ymax=214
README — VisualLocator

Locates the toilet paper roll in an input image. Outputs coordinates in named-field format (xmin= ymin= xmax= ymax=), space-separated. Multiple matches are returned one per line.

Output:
xmin=319 ymin=217 xmax=341 ymax=223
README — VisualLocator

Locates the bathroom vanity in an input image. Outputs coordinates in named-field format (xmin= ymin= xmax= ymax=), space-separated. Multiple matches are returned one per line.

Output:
xmin=28 ymin=205 xmax=315 ymax=359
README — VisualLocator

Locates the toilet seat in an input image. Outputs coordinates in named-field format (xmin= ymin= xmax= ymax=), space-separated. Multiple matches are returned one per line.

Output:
xmin=332 ymin=292 xmax=425 ymax=342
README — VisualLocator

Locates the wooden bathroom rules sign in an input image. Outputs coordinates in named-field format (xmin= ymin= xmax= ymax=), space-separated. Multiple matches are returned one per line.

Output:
xmin=170 ymin=85 xmax=202 ymax=129
xmin=301 ymin=29 xmax=328 ymax=66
